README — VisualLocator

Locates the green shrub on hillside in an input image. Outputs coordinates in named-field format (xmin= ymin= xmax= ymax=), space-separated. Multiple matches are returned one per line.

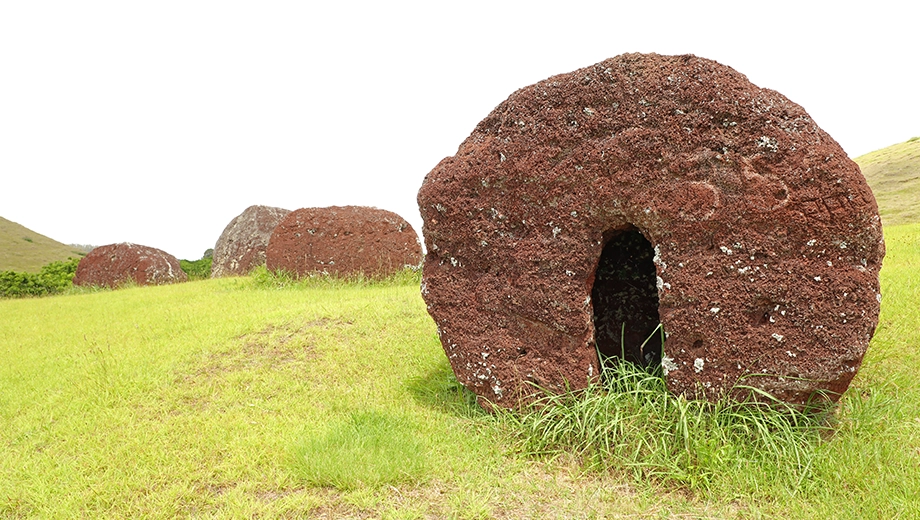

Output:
xmin=0 ymin=257 xmax=80 ymax=298
xmin=179 ymin=258 xmax=212 ymax=281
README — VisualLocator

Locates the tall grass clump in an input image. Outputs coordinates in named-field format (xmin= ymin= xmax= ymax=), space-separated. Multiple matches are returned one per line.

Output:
xmin=498 ymin=359 xmax=831 ymax=496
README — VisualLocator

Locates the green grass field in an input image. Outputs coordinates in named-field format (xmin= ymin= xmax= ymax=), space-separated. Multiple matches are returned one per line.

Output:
xmin=2 ymin=224 xmax=919 ymax=518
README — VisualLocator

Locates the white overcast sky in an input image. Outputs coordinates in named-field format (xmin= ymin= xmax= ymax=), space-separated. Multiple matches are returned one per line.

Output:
xmin=1 ymin=1 xmax=916 ymax=260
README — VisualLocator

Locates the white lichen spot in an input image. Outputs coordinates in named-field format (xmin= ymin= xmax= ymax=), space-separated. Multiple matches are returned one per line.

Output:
xmin=720 ymin=246 xmax=733 ymax=255
xmin=877 ymin=293 xmax=882 ymax=303
xmin=814 ymin=276 xmax=821 ymax=282
xmin=710 ymin=307 xmax=721 ymax=313
xmin=756 ymin=135 xmax=779 ymax=152
xmin=565 ymin=270 xmax=576 ymax=277
xmin=786 ymin=350 xmax=797 ymax=358
xmin=552 ymin=226 xmax=562 ymax=238
xmin=571 ymin=211 xmax=578 ymax=217
xmin=694 ymin=358 xmax=705 ymax=373
xmin=807 ymin=239 xmax=817 ymax=247
xmin=653 ymin=245 xmax=666 ymax=270
xmin=661 ymin=356 xmax=679 ymax=376
xmin=499 ymin=152 xmax=506 ymax=162
xmin=772 ymin=333 xmax=784 ymax=342
xmin=827 ymin=261 xmax=833 ymax=267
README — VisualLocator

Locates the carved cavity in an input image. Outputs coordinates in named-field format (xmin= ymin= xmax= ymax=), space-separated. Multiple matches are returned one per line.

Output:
xmin=591 ymin=227 xmax=663 ymax=373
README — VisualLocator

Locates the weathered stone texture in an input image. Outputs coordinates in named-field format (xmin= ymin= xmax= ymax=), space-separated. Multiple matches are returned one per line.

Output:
xmin=212 ymin=205 xmax=291 ymax=277
xmin=265 ymin=206 xmax=422 ymax=278
xmin=418 ymin=53 xmax=885 ymax=407
xmin=73 ymin=243 xmax=187 ymax=287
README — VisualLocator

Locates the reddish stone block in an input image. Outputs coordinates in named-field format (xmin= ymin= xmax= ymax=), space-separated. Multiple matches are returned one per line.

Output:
xmin=418 ymin=53 xmax=884 ymax=407
xmin=74 ymin=243 xmax=187 ymax=287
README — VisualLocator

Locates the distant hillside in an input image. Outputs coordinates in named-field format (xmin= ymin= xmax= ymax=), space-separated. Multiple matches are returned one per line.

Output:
xmin=855 ymin=137 xmax=920 ymax=227
xmin=0 ymin=217 xmax=87 ymax=273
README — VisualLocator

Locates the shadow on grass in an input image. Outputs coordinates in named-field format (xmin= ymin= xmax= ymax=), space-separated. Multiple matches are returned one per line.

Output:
xmin=406 ymin=360 xmax=487 ymax=419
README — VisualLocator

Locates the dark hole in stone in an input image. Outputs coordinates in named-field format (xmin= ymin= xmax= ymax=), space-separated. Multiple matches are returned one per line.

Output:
xmin=591 ymin=227 xmax=663 ymax=377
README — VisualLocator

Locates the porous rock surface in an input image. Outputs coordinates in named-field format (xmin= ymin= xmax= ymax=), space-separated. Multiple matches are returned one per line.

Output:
xmin=73 ymin=243 xmax=187 ymax=287
xmin=418 ymin=53 xmax=885 ymax=407
xmin=266 ymin=206 xmax=422 ymax=278
xmin=212 ymin=205 xmax=291 ymax=277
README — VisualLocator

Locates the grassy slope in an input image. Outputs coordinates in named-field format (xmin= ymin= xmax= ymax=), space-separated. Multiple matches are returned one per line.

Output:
xmin=2 ymin=223 xmax=919 ymax=518
xmin=855 ymin=137 xmax=920 ymax=226
xmin=0 ymin=216 xmax=86 ymax=273
xmin=2 ymin=278 xmax=644 ymax=518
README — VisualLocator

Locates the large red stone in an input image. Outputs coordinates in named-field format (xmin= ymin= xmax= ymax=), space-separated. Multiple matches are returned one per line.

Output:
xmin=73 ymin=243 xmax=187 ymax=287
xmin=266 ymin=206 xmax=422 ymax=278
xmin=417 ymin=53 xmax=885 ymax=407
xmin=212 ymin=205 xmax=291 ymax=277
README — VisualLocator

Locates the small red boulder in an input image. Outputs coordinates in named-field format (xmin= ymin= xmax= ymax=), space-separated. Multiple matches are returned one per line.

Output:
xmin=73 ymin=243 xmax=188 ymax=287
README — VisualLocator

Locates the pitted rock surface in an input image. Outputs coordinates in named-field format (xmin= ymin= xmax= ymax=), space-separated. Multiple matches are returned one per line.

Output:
xmin=417 ymin=53 xmax=885 ymax=407
xmin=212 ymin=205 xmax=291 ymax=277
xmin=73 ymin=243 xmax=187 ymax=287
xmin=266 ymin=206 xmax=422 ymax=278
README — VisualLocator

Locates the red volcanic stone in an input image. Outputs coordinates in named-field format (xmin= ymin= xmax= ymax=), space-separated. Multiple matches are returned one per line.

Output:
xmin=73 ymin=243 xmax=187 ymax=287
xmin=417 ymin=53 xmax=885 ymax=407
xmin=212 ymin=205 xmax=291 ymax=277
xmin=266 ymin=206 xmax=422 ymax=278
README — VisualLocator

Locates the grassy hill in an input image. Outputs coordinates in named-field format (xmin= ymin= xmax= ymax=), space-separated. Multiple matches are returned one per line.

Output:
xmin=855 ymin=137 xmax=920 ymax=227
xmin=0 ymin=216 xmax=88 ymax=273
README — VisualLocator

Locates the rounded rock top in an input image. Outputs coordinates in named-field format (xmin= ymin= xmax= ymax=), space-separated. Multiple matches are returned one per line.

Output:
xmin=266 ymin=206 xmax=422 ymax=278
xmin=212 ymin=205 xmax=292 ymax=277
xmin=73 ymin=242 xmax=188 ymax=287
